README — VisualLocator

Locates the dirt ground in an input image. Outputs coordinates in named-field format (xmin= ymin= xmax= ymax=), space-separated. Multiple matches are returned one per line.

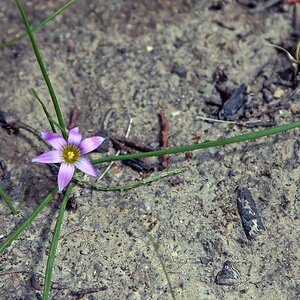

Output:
xmin=0 ymin=1 xmax=299 ymax=299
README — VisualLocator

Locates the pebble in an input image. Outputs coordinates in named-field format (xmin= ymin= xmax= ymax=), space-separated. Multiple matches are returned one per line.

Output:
xmin=273 ymin=88 xmax=285 ymax=99
xmin=262 ymin=88 xmax=273 ymax=103
xmin=215 ymin=261 xmax=240 ymax=286
xmin=172 ymin=65 xmax=187 ymax=78
xmin=146 ymin=46 xmax=154 ymax=52
xmin=127 ymin=292 xmax=141 ymax=300
xmin=237 ymin=188 xmax=265 ymax=240
xmin=219 ymin=83 xmax=246 ymax=119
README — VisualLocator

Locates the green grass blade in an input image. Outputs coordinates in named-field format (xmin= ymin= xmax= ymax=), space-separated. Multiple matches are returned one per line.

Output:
xmin=0 ymin=0 xmax=77 ymax=49
xmin=92 ymin=119 xmax=300 ymax=165
xmin=43 ymin=184 xmax=73 ymax=300
xmin=0 ymin=187 xmax=58 ymax=253
xmin=75 ymin=168 xmax=186 ymax=191
xmin=0 ymin=186 xmax=18 ymax=215
xmin=145 ymin=230 xmax=176 ymax=300
xmin=31 ymin=88 xmax=56 ymax=133
xmin=46 ymin=116 xmax=68 ymax=138
xmin=15 ymin=0 xmax=67 ymax=139
xmin=19 ymin=122 xmax=51 ymax=148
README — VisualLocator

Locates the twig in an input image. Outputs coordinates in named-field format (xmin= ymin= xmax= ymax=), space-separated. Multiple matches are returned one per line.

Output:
xmin=159 ymin=112 xmax=169 ymax=170
xmin=286 ymin=0 xmax=300 ymax=5
xmin=266 ymin=43 xmax=298 ymax=64
xmin=250 ymin=102 xmax=290 ymax=118
xmin=196 ymin=115 xmax=261 ymax=125
xmin=250 ymin=0 xmax=282 ymax=13
xmin=111 ymin=137 xmax=134 ymax=153
xmin=70 ymin=286 xmax=108 ymax=297
xmin=111 ymin=138 xmax=153 ymax=172
xmin=68 ymin=106 xmax=78 ymax=129
xmin=97 ymin=118 xmax=133 ymax=181
xmin=114 ymin=137 xmax=154 ymax=152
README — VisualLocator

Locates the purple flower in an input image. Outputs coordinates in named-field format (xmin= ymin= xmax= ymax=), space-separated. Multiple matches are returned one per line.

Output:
xmin=32 ymin=127 xmax=105 ymax=192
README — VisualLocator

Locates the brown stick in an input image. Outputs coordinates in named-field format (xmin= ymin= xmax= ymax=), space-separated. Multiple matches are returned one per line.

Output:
xmin=159 ymin=112 xmax=169 ymax=170
xmin=68 ymin=106 xmax=78 ymax=129
xmin=111 ymin=137 xmax=134 ymax=153
xmin=249 ymin=102 xmax=290 ymax=118
xmin=111 ymin=137 xmax=153 ymax=173
xmin=115 ymin=136 xmax=154 ymax=152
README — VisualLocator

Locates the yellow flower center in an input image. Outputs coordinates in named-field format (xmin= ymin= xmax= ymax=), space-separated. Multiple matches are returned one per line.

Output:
xmin=62 ymin=144 xmax=80 ymax=164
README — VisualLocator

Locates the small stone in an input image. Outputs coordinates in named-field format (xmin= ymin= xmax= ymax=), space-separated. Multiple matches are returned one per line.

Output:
xmin=237 ymin=188 xmax=265 ymax=240
xmin=172 ymin=65 xmax=187 ymax=78
xmin=262 ymin=88 xmax=273 ymax=103
xmin=171 ymin=110 xmax=181 ymax=117
xmin=174 ymin=38 xmax=183 ymax=48
xmin=199 ymin=256 xmax=212 ymax=265
xmin=290 ymin=104 xmax=297 ymax=115
xmin=30 ymin=274 xmax=42 ymax=291
xmin=215 ymin=261 xmax=240 ymax=286
xmin=127 ymin=292 xmax=141 ymax=300
xmin=146 ymin=46 xmax=153 ymax=52
xmin=111 ymin=165 xmax=123 ymax=178
xmin=80 ymin=243 xmax=90 ymax=255
xmin=219 ymin=83 xmax=246 ymax=119
xmin=273 ymin=88 xmax=285 ymax=99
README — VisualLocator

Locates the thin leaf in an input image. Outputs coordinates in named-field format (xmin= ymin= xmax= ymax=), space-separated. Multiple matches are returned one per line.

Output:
xmin=0 ymin=187 xmax=58 ymax=253
xmin=43 ymin=184 xmax=73 ymax=300
xmin=31 ymin=88 xmax=56 ymax=133
xmin=144 ymin=228 xmax=176 ymax=300
xmin=15 ymin=0 xmax=67 ymax=139
xmin=0 ymin=0 xmax=77 ymax=49
xmin=92 ymin=119 xmax=300 ymax=164
xmin=19 ymin=122 xmax=51 ymax=148
xmin=75 ymin=168 xmax=186 ymax=191
xmin=0 ymin=186 xmax=18 ymax=215
xmin=47 ymin=116 xmax=68 ymax=138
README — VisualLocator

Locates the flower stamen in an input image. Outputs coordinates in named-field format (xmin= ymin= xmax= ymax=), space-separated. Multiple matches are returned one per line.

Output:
xmin=62 ymin=144 xmax=80 ymax=164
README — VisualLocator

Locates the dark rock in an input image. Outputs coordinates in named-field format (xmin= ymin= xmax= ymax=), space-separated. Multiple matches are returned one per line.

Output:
xmin=237 ymin=188 xmax=265 ymax=239
xmin=219 ymin=83 xmax=246 ymax=119
xmin=262 ymin=88 xmax=273 ymax=103
xmin=172 ymin=65 xmax=187 ymax=78
xmin=215 ymin=261 xmax=240 ymax=286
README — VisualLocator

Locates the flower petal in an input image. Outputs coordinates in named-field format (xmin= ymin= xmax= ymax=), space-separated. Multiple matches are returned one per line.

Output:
xmin=75 ymin=157 xmax=98 ymax=177
xmin=32 ymin=150 xmax=63 ymax=163
xmin=58 ymin=163 xmax=75 ymax=191
xmin=79 ymin=136 xmax=105 ymax=155
xmin=41 ymin=132 xmax=67 ymax=150
xmin=68 ymin=127 xmax=82 ymax=146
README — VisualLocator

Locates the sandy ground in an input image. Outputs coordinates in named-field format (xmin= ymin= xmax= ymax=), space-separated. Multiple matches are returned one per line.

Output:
xmin=0 ymin=1 xmax=299 ymax=299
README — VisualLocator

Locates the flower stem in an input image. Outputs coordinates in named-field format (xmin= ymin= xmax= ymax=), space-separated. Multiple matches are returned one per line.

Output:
xmin=15 ymin=0 xmax=67 ymax=139
xmin=145 ymin=230 xmax=176 ymax=300
xmin=43 ymin=184 xmax=73 ymax=300
xmin=92 ymin=119 xmax=300 ymax=164
xmin=31 ymin=88 xmax=57 ymax=133
xmin=19 ymin=123 xmax=50 ymax=148
xmin=0 ymin=187 xmax=58 ymax=253
xmin=0 ymin=0 xmax=77 ymax=49
xmin=0 ymin=186 xmax=18 ymax=215
xmin=75 ymin=168 xmax=186 ymax=190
